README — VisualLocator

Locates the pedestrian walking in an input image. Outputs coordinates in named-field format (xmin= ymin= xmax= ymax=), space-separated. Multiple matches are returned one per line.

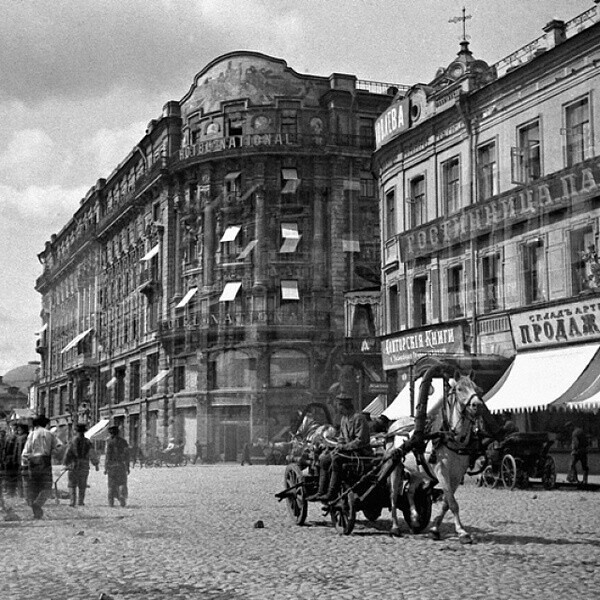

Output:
xmin=63 ymin=423 xmax=99 ymax=507
xmin=241 ymin=442 xmax=252 ymax=466
xmin=4 ymin=423 xmax=29 ymax=498
xmin=566 ymin=421 xmax=589 ymax=485
xmin=192 ymin=440 xmax=202 ymax=464
xmin=104 ymin=425 xmax=130 ymax=507
xmin=21 ymin=415 xmax=61 ymax=519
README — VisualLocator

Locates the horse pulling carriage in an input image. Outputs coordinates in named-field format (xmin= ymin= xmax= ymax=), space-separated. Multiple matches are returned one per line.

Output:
xmin=276 ymin=354 xmax=513 ymax=542
xmin=479 ymin=431 xmax=556 ymax=490
xmin=276 ymin=402 xmax=435 ymax=535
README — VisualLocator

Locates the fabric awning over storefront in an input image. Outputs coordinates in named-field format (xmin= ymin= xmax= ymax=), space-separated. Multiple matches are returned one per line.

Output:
xmin=484 ymin=343 xmax=600 ymax=413
xmin=141 ymin=369 xmax=170 ymax=391
xmin=85 ymin=419 xmax=110 ymax=441
xmin=362 ymin=394 xmax=386 ymax=418
xmin=382 ymin=378 xmax=444 ymax=422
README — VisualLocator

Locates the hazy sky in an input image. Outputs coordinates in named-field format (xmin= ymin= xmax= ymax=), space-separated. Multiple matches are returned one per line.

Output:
xmin=0 ymin=0 xmax=591 ymax=374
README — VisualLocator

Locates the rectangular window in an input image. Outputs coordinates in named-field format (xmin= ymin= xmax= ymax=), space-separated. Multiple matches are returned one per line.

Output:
xmin=388 ymin=284 xmax=399 ymax=332
xmin=130 ymin=361 xmax=141 ymax=401
xmin=441 ymin=157 xmax=460 ymax=214
xmin=281 ymin=168 xmax=300 ymax=194
xmin=280 ymin=110 xmax=297 ymax=140
xmin=359 ymin=117 xmax=375 ymax=148
xmin=226 ymin=113 xmax=244 ymax=137
xmin=523 ymin=239 xmax=545 ymax=304
xmin=413 ymin=277 xmax=427 ymax=326
xmin=513 ymin=121 xmax=541 ymax=184
xmin=481 ymin=253 xmax=500 ymax=313
xmin=115 ymin=367 xmax=126 ymax=403
xmin=174 ymin=365 xmax=186 ymax=393
xmin=146 ymin=353 xmax=159 ymax=384
xmin=360 ymin=173 xmax=375 ymax=198
xmin=409 ymin=175 xmax=426 ymax=228
xmin=447 ymin=265 xmax=464 ymax=319
xmin=385 ymin=189 xmax=395 ymax=239
xmin=477 ymin=142 xmax=497 ymax=201
xmin=565 ymin=98 xmax=591 ymax=167
xmin=224 ymin=172 xmax=241 ymax=197
xmin=571 ymin=226 xmax=595 ymax=295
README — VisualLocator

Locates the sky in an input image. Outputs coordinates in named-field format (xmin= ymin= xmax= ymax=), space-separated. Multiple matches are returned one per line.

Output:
xmin=0 ymin=0 xmax=591 ymax=375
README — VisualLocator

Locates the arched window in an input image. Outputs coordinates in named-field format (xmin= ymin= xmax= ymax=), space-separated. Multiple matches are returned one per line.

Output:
xmin=214 ymin=350 xmax=256 ymax=389
xmin=270 ymin=349 xmax=310 ymax=388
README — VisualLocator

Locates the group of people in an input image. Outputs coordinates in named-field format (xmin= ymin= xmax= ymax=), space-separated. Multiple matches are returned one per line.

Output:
xmin=0 ymin=417 xmax=131 ymax=519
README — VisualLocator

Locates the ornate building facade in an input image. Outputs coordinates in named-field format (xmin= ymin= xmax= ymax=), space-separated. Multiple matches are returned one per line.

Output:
xmin=35 ymin=52 xmax=398 ymax=460
xmin=374 ymin=6 xmax=600 ymax=436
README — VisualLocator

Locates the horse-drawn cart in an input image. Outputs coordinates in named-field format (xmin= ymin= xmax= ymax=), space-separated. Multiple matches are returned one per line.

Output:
xmin=479 ymin=432 xmax=556 ymax=490
xmin=276 ymin=401 xmax=434 ymax=535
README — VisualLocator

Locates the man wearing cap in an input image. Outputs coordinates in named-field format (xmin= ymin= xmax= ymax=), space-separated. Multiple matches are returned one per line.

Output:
xmin=21 ymin=415 xmax=62 ymax=519
xmin=63 ymin=423 xmax=99 ymax=507
xmin=104 ymin=425 xmax=130 ymax=507
xmin=307 ymin=394 xmax=371 ymax=503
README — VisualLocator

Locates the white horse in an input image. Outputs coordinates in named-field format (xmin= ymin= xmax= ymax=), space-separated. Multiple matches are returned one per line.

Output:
xmin=427 ymin=374 xmax=486 ymax=544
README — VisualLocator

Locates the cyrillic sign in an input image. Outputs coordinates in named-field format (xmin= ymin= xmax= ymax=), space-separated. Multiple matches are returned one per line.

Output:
xmin=375 ymin=98 xmax=409 ymax=149
xmin=511 ymin=299 xmax=600 ymax=350
xmin=399 ymin=157 xmax=600 ymax=261
xmin=381 ymin=324 xmax=463 ymax=370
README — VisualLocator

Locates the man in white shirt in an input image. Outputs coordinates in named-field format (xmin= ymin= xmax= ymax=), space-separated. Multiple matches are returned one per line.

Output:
xmin=21 ymin=415 xmax=61 ymax=519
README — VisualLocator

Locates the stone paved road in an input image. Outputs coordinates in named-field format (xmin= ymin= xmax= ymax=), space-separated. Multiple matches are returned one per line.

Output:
xmin=1 ymin=464 xmax=599 ymax=600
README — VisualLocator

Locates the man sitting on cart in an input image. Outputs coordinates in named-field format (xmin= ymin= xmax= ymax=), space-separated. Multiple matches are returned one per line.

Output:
xmin=485 ymin=420 xmax=518 ymax=469
xmin=307 ymin=393 xmax=371 ymax=503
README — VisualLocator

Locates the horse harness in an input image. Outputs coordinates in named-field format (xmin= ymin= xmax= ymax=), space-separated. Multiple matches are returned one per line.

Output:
xmin=434 ymin=386 xmax=481 ymax=456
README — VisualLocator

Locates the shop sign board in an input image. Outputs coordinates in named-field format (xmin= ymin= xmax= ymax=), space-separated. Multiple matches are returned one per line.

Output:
xmin=375 ymin=98 xmax=409 ymax=149
xmin=381 ymin=324 xmax=463 ymax=370
xmin=511 ymin=298 xmax=600 ymax=350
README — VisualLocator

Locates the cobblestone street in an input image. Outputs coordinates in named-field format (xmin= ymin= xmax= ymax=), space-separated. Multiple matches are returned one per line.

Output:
xmin=2 ymin=464 xmax=599 ymax=600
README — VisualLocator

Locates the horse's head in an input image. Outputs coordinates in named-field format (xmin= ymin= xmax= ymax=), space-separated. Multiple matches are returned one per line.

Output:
xmin=449 ymin=374 xmax=484 ymax=423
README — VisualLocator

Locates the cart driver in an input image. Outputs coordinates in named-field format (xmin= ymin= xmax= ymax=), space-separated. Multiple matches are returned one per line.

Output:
xmin=306 ymin=394 xmax=371 ymax=503
xmin=163 ymin=438 xmax=177 ymax=455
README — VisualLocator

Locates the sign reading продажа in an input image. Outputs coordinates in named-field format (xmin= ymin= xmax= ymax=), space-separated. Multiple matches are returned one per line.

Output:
xmin=511 ymin=299 xmax=600 ymax=350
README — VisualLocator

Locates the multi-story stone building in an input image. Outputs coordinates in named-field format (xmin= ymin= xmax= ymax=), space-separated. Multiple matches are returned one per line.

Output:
xmin=374 ymin=5 xmax=600 ymax=437
xmin=35 ymin=52 xmax=399 ymax=460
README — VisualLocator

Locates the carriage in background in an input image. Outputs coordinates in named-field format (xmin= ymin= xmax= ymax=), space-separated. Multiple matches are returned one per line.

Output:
xmin=479 ymin=431 xmax=557 ymax=490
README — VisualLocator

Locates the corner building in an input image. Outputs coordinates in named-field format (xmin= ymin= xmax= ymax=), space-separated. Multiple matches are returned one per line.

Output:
xmin=35 ymin=52 xmax=398 ymax=461
xmin=374 ymin=7 xmax=600 ymax=436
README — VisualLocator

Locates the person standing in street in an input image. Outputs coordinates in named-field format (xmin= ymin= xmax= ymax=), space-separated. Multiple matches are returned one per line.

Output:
xmin=104 ymin=425 xmax=130 ymax=507
xmin=21 ymin=415 xmax=61 ymax=519
xmin=63 ymin=423 xmax=99 ymax=507
xmin=4 ymin=423 xmax=29 ymax=498
xmin=566 ymin=422 xmax=589 ymax=485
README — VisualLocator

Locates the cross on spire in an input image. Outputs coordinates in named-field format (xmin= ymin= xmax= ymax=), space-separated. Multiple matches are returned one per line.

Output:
xmin=449 ymin=6 xmax=472 ymax=42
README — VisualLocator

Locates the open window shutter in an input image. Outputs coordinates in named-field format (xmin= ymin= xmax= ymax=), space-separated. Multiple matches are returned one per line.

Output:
xmin=547 ymin=230 xmax=566 ymax=299
xmin=398 ymin=276 xmax=407 ymax=329
xmin=430 ymin=267 xmax=440 ymax=323
xmin=502 ymin=243 xmax=519 ymax=308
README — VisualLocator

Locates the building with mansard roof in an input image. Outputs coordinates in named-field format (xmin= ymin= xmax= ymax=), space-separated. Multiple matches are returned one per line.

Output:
xmin=35 ymin=51 xmax=399 ymax=460
xmin=374 ymin=5 xmax=600 ymax=440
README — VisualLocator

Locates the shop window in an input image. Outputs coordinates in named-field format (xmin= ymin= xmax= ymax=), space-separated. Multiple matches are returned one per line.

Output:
xmin=447 ymin=265 xmax=464 ymax=319
xmin=564 ymin=97 xmax=591 ymax=167
xmin=214 ymin=350 xmax=256 ymax=388
xmin=270 ymin=350 xmax=310 ymax=387
xmin=441 ymin=157 xmax=460 ymax=215
xmin=409 ymin=175 xmax=426 ymax=228
xmin=477 ymin=141 xmax=497 ymax=201
xmin=481 ymin=253 xmax=500 ymax=313
xmin=571 ymin=226 xmax=595 ymax=294
xmin=512 ymin=120 xmax=541 ymax=184
xmin=522 ymin=239 xmax=546 ymax=304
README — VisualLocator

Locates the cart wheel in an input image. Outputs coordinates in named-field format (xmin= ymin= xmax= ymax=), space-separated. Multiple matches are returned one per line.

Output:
xmin=330 ymin=483 xmax=356 ymax=535
xmin=501 ymin=455 xmax=517 ymax=490
xmin=541 ymin=456 xmax=557 ymax=490
xmin=401 ymin=483 xmax=432 ymax=533
xmin=284 ymin=464 xmax=307 ymax=526
xmin=481 ymin=465 xmax=499 ymax=489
